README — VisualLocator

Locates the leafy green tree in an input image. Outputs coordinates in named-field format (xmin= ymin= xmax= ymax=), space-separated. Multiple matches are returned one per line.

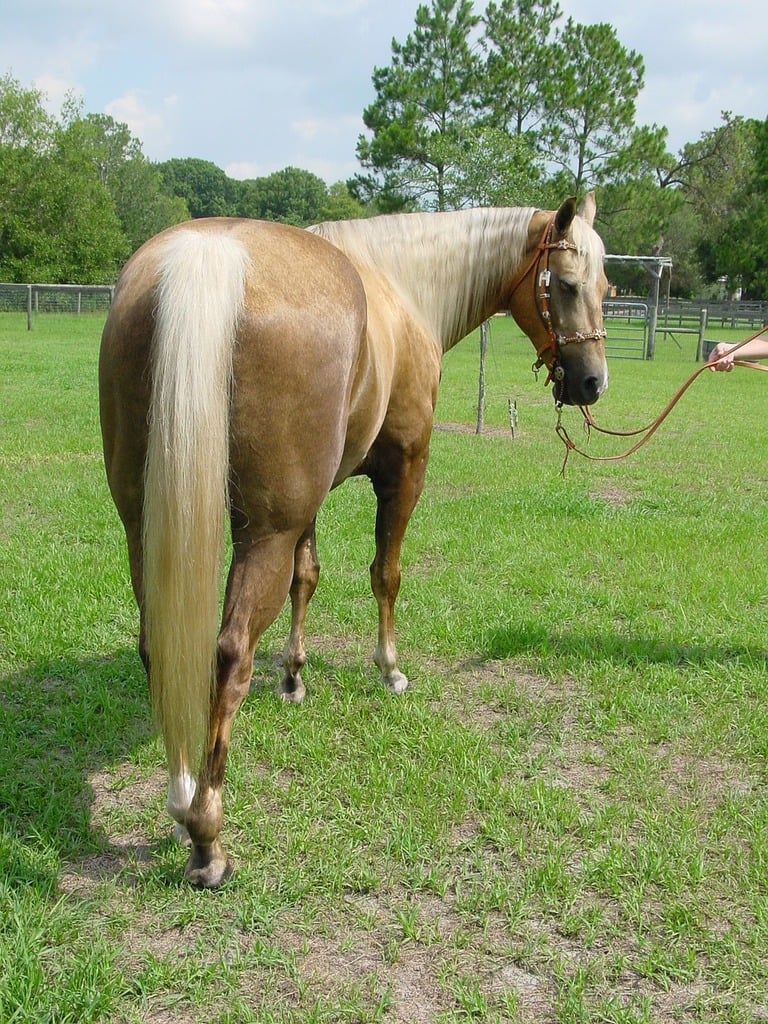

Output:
xmin=347 ymin=171 xmax=418 ymax=214
xmin=44 ymin=121 xmax=128 ymax=281
xmin=59 ymin=106 xmax=141 ymax=186
xmin=737 ymin=118 xmax=768 ymax=297
xmin=596 ymin=117 xmax=761 ymax=298
xmin=543 ymin=19 xmax=654 ymax=192
xmin=113 ymin=158 xmax=189 ymax=251
xmin=596 ymin=175 xmax=686 ymax=294
xmin=59 ymin=108 xmax=188 ymax=252
xmin=660 ymin=200 xmax=708 ymax=297
xmin=586 ymin=121 xmax=679 ymax=288
xmin=0 ymin=75 xmax=51 ymax=278
xmin=243 ymin=166 xmax=329 ymax=225
xmin=434 ymin=125 xmax=551 ymax=208
xmin=482 ymin=0 xmax=563 ymax=137
xmin=696 ymin=117 xmax=766 ymax=297
xmin=317 ymin=182 xmax=367 ymax=222
xmin=0 ymin=71 xmax=53 ymax=149
xmin=233 ymin=177 xmax=266 ymax=220
xmin=158 ymin=157 xmax=235 ymax=218
xmin=356 ymin=0 xmax=482 ymax=210
xmin=231 ymin=167 xmax=330 ymax=224
xmin=0 ymin=74 xmax=127 ymax=282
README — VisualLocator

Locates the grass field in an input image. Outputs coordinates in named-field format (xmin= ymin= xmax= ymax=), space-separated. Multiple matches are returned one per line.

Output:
xmin=1 ymin=310 xmax=766 ymax=1023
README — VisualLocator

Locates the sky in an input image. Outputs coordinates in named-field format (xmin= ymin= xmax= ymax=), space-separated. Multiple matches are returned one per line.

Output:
xmin=1 ymin=0 xmax=766 ymax=185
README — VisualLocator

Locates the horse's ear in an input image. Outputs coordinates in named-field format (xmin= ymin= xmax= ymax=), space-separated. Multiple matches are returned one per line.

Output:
xmin=577 ymin=192 xmax=597 ymax=226
xmin=555 ymin=196 xmax=578 ymax=234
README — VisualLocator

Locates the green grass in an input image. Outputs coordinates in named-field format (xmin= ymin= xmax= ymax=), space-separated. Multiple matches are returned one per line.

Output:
xmin=1 ymin=311 xmax=767 ymax=1023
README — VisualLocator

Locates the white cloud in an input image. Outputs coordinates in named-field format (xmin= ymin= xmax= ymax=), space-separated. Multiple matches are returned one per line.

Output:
xmin=224 ymin=160 xmax=264 ymax=180
xmin=293 ymin=119 xmax=322 ymax=142
xmin=304 ymin=0 xmax=369 ymax=13
xmin=33 ymin=73 xmax=80 ymax=114
xmin=158 ymin=0 xmax=263 ymax=49
xmin=105 ymin=90 xmax=178 ymax=155
xmin=292 ymin=114 xmax=362 ymax=143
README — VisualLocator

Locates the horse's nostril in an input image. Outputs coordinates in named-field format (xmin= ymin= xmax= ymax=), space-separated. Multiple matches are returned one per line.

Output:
xmin=583 ymin=376 xmax=602 ymax=403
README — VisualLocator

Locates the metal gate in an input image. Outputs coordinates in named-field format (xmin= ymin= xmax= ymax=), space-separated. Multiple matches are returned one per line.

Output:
xmin=602 ymin=300 xmax=649 ymax=359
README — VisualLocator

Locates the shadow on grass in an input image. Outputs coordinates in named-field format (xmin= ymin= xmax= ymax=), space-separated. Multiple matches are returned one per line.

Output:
xmin=481 ymin=619 xmax=768 ymax=668
xmin=0 ymin=635 xmax=382 ymax=896
xmin=0 ymin=645 xmax=156 ymax=893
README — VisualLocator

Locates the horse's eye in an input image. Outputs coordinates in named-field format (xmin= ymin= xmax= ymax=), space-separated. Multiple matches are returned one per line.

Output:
xmin=559 ymin=279 xmax=578 ymax=296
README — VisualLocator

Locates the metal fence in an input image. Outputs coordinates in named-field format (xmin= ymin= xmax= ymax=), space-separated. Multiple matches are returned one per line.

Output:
xmin=602 ymin=300 xmax=649 ymax=359
xmin=603 ymin=298 xmax=768 ymax=362
xmin=0 ymin=282 xmax=114 ymax=327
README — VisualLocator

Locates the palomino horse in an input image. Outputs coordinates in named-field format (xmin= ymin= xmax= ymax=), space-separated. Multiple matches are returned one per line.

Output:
xmin=99 ymin=195 xmax=608 ymax=886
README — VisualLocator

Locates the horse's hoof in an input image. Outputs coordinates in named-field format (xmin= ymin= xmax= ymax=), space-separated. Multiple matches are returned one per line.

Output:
xmin=385 ymin=670 xmax=409 ymax=695
xmin=184 ymin=841 xmax=233 ymax=889
xmin=278 ymin=675 xmax=306 ymax=704
xmin=185 ymin=858 xmax=233 ymax=889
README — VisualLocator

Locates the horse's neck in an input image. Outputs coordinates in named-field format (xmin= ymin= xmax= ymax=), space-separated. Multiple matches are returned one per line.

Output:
xmin=382 ymin=209 xmax=533 ymax=353
xmin=313 ymin=208 xmax=534 ymax=354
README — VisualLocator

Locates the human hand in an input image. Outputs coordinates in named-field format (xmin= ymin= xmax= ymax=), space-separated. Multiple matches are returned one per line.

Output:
xmin=707 ymin=342 xmax=735 ymax=371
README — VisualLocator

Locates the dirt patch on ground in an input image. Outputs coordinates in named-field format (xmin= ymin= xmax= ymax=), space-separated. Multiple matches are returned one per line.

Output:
xmin=59 ymin=763 xmax=163 ymax=897
xmin=588 ymin=481 xmax=634 ymax=508
xmin=434 ymin=421 xmax=517 ymax=439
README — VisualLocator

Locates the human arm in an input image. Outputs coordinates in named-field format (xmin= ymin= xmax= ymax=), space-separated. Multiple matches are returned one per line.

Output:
xmin=707 ymin=336 xmax=768 ymax=371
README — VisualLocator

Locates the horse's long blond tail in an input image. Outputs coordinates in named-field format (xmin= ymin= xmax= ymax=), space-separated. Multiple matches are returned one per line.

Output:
xmin=143 ymin=229 xmax=249 ymax=777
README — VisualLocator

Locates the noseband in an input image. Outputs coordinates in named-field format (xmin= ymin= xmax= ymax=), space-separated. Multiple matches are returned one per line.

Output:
xmin=509 ymin=215 xmax=606 ymax=391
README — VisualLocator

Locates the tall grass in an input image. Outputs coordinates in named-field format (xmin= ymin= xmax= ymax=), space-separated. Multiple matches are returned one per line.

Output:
xmin=1 ymin=311 xmax=766 ymax=1023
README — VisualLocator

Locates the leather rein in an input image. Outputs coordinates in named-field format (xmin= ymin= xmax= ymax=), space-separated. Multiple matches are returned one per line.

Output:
xmin=556 ymin=325 xmax=768 ymax=474
xmin=508 ymin=214 xmax=607 ymax=391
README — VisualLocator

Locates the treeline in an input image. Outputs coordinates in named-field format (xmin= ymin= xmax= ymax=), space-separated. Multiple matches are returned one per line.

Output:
xmin=0 ymin=73 xmax=364 ymax=287
xmin=2 ymin=0 xmax=768 ymax=299
xmin=156 ymin=159 xmax=366 ymax=228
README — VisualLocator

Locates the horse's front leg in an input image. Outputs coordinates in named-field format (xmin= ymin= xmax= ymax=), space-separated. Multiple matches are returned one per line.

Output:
xmin=369 ymin=444 xmax=429 ymax=694
xmin=279 ymin=519 xmax=319 ymax=703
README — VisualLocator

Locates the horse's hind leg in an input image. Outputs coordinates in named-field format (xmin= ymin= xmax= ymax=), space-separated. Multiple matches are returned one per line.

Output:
xmin=279 ymin=519 xmax=319 ymax=703
xmin=180 ymin=530 xmax=298 ymax=888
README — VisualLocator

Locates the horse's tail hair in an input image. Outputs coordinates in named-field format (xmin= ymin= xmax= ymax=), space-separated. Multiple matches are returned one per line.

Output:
xmin=143 ymin=229 xmax=249 ymax=778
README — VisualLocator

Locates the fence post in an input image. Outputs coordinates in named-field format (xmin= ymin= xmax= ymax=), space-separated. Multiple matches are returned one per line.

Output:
xmin=645 ymin=265 xmax=662 ymax=359
xmin=476 ymin=319 xmax=489 ymax=434
xmin=26 ymin=284 xmax=32 ymax=331
xmin=695 ymin=308 xmax=708 ymax=361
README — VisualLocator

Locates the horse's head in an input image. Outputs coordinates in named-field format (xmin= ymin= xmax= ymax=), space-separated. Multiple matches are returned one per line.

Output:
xmin=507 ymin=194 xmax=609 ymax=407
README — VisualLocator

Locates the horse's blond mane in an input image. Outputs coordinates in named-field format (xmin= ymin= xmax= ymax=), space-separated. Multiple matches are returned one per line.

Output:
xmin=310 ymin=206 xmax=604 ymax=350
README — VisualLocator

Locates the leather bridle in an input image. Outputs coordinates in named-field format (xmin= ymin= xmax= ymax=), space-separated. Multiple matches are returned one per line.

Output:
xmin=508 ymin=215 xmax=606 ymax=393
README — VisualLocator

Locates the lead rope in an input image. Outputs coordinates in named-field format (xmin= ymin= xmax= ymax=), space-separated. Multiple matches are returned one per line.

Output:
xmin=556 ymin=326 xmax=768 ymax=475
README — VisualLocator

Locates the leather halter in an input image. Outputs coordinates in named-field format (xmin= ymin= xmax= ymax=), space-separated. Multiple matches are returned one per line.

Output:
xmin=508 ymin=215 xmax=607 ymax=387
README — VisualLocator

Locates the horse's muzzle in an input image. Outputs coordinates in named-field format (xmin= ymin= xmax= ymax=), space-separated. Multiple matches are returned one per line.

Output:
xmin=553 ymin=366 xmax=608 ymax=407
